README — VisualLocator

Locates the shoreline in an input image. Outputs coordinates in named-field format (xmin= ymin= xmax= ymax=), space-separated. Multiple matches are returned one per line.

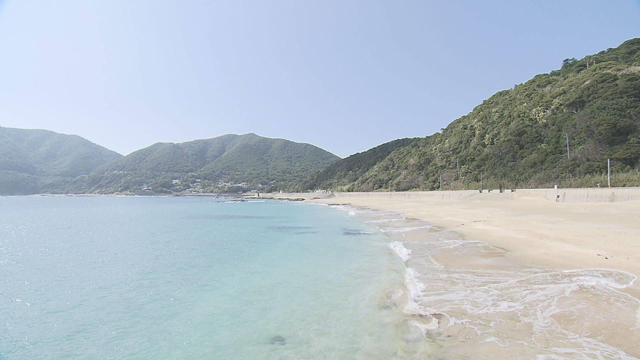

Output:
xmin=317 ymin=191 xmax=640 ymax=357
xmin=7 ymin=188 xmax=639 ymax=285
xmin=306 ymin=190 xmax=640 ymax=294
xmin=5 ymin=192 xmax=639 ymax=356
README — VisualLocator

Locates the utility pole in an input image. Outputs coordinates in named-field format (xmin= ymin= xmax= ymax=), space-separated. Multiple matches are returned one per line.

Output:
xmin=480 ymin=171 xmax=483 ymax=191
xmin=608 ymin=159 xmax=611 ymax=187
xmin=439 ymin=174 xmax=442 ymax=190
xmin=566 ymin=133 xmax=570 ymax=159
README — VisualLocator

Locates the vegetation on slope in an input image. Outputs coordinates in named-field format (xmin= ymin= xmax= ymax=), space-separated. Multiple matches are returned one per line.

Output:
xmin=5 ymin=38 xmax=639 ymax=194
xmin=294 ymin=138 xmax=418 ymax=191
xmin=311 ymin=38 xmax=640 ymax=191
xmin=80 ymin=133 xmax=340 ymax=193
xmin=0 ymin=127 xmax=122 ymax=195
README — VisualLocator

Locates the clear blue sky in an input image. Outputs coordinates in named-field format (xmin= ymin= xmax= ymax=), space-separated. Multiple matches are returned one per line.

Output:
xmin=1 ymin=1 xmax=639 ymax=157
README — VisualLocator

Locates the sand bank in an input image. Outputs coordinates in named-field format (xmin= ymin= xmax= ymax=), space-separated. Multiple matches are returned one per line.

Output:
xmin=308 ymin=190 xmax=640 ymax=294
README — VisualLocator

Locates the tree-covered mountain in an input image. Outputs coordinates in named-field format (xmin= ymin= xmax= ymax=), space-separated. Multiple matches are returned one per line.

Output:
xmin=6 ymin=38 xmax=639 ymax=195
xmin=0 ymin=127 xmax=122 ymax=195
xmin=300 ymin=38 xmax=640 ymax=191
xmin=294 ymin=137 xmax=418 ymax=191
xmin=79 ymin=133 xmax=340 ymax=193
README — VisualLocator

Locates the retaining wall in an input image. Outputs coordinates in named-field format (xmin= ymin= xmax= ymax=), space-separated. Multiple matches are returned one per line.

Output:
xmin=517 ymin=187 xmax=640 ymax=203
xmin=332 ymin=187 xmax=640 ymax=203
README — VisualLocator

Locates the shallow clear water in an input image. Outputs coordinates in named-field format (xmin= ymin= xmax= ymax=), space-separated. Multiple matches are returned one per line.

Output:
xmin=6 ymin=197 xmax=633 ymax=359
xmin=0 ymin=197 xmax=407 ymax=359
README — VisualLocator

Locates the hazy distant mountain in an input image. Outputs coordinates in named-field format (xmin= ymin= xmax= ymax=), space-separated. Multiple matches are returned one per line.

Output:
xmin=82 ymin=133 xmax=340 ymax=193
xmin=298 ymin=37 xmax=640 ymax=191
xmin=0 ymin=127 xmax=122 ymax=195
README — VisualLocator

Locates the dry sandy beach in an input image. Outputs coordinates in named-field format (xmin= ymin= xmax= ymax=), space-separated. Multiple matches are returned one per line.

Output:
xmin=312 ymin=190 xmax=640 ymax=292
xmin=263 ymin=188 xmax=640 ymax=357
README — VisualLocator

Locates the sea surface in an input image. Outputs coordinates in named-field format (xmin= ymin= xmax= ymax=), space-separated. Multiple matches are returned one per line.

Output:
xmin=0 ymin=196 xmax=413 ymax=359
xmin=3 ymin=196 xmax=639 ymax=359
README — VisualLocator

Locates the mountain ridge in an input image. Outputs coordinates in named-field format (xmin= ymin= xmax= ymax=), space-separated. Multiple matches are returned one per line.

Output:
xmin=0 ymin=126 xmax=123 ymax=194
xmin=296 ymin=38 xmax=640 ymax=191
xmin=4 ymin=38 xmax=640 ymax=194
xmin=80 ymin=133 xmax=340 ymax=193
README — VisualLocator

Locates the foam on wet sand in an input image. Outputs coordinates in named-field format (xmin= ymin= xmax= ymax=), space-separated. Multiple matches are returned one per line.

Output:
xmin=316 ymin=191 xmax=640 ymax=358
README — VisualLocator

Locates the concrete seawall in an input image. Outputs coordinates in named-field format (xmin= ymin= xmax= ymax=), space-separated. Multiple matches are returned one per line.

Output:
xmin=329 ymin=187 xmax=640 ymax=203
xmin=517 ymin=187 xmax=640 ymax=203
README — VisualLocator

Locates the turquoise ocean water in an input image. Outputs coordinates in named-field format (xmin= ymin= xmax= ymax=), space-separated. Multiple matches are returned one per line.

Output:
xmin=0 ymin=197 xmax=408 ymax=359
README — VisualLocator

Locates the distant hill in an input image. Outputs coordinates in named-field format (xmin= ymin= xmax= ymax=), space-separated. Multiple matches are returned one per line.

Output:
xmin=301 ymin=38 xmax=640 ymax=191
xmin=294 ymin=138 xmax=418 ymax=191
xmin=0 ymin=127 xmax=122 ymax=195
xmin=6 ymin=38 xmax=639 ymax=195
xmin=81 ymin=133 xmax=340 ymax=193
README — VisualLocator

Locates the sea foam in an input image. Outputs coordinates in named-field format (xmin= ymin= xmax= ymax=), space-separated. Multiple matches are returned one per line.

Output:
xmin=388 ymin=241 xmax=412 ymax=263
xmin=346 ymin=206 xmax=640 ymax=358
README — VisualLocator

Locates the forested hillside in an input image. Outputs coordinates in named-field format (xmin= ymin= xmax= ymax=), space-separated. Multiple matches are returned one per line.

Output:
xmin=5 ymin=38 xmax=639 ymax=195
xmin=303 ymin=38 xmax=640 ymax=191
xmin=0 ymin=127 xmax=122 ymax=194
xmin=80 ymin=133 xmax=339 ymax=193
xmin=295 ymin=138 xmax=417 ymax=191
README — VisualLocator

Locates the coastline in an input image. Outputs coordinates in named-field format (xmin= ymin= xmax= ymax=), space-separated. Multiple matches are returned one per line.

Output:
xmin=10 ymin=189 xmax=640 ymax=284
xmin=6 ymin=191 xmax=640 ymax=356
xmin=306 ymin=190 xmax=640 ymax=357
xmin=306 ymin=190 xmax=640 ymax=295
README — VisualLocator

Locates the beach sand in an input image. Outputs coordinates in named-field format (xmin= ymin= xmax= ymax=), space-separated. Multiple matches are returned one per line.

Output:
xmin=295 ymin=190 xmax=640 ymax=358
xmin=310 ymin=191 xmax=640 ymax=293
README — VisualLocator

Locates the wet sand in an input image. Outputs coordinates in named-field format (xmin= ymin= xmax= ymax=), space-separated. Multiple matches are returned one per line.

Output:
xmin=309 ymin=191 xmax=640 ymax=358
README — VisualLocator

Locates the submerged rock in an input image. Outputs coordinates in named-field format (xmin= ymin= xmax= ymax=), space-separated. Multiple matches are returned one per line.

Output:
xmin=270 ymin=335 xmax=286 ymax=346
